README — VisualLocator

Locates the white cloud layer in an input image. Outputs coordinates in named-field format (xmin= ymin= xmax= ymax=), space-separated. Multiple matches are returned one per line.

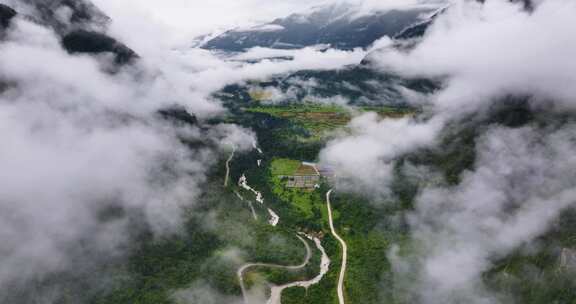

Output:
xmin=320 ymin=114 xmax=443 ymax=196
xmin=372 ymin=0 xmax=576 ymax=114
xmin=91 ymin=0 xmax=445 ymax=45
xmin=0 ymin=10 xmax=255 ymax=295
xmin=5 ymin=0 xmax=575 ymax=303
xmin=398 ymin=126 xmax=576 ymax=304
xmin=320 ymin=0 xmax=576 ymax=302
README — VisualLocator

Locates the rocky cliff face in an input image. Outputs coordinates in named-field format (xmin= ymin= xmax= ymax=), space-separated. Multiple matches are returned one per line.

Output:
xmin=0 ymin=3 xmax=16 ymax=29
xmin=18 ymin=0 xmax=109 ymax=33
xmin=1 ymin=1 xmax=138 ymax=66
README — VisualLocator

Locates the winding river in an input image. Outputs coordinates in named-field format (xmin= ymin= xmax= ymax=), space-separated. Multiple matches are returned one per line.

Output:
xmin=267 ymin=235 xmax=331 ymax=304
xmin=237 ymin=235 xmax=311 ymax=304
xmin=230 ymin=144 xmax=333 ymax=304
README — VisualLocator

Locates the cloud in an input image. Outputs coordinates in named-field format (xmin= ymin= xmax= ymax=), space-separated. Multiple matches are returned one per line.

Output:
xmin=0 ymin=10 xmax=255 ymax=300
xmin=93 ymin=0 xmax=323 ymax=39
xmin=91 ymin=0 xmax=444 ymax=41
xmin=8 ymin=0 xmax=576 ymax=303
xmin=177 ymin=46 xmax=368 ymax=100
xmin=209 ymin=124 xmax=256 ymax=151
xmin=395 ymin=125 xmax=576 ymax=303
xmin=69 ymin=0 xmax=440 ymax=118
xmin=371 ymin=0 xmax=576 ymax=115
xmin=322 ymin=0 xmax=576 ymax=205
xmin=0 ymin=7 xmax=374 ymax=299
xmin=173 ymin=282 xmax=244 ymax=304
xmin=320 ymin=113 xmax=443 ymax=197
xmin=318 ymin=0 xmax=576 ymax=302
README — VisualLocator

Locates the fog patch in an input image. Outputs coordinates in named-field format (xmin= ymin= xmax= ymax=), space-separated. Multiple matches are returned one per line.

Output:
xmin=173 ymin=282 xmax=243 ymax=304
xmin=317 ymin=0 xmax=576 ymax=302
xmin=320 ymin=113 xmax=443 ymax=197
xmin=393 ymin=126 xmax=576 ymax=303
xmin=0 ymin=11 xmax=252 ymax=300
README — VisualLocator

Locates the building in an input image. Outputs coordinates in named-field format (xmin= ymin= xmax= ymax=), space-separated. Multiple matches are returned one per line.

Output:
xmin=284 ymin=163 xmax=320 ymax=190
xmin=286 ymin=175 xmax=321 ymax=189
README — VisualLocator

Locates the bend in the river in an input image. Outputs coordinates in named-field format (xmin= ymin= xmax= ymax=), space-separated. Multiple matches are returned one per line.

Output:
xmin=238 ymin=235 xmax=311 ymax=304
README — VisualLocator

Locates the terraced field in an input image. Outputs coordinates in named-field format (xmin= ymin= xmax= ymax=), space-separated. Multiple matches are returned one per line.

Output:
xmin=246 ymin=104 xmax=415 ymax=140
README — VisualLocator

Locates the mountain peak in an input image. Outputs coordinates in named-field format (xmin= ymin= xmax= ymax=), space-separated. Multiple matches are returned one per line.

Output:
xmin=202 ymin=3 xmax=439 ymax=52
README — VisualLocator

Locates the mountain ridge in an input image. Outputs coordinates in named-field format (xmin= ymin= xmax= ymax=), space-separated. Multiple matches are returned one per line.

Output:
xmin=202 ymin=3 xmax=440 ymax=52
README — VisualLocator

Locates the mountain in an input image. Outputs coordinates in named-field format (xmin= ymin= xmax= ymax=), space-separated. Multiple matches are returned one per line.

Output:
xmin=360 ymin=0 xmax=533 ymax=65
xmin=0 ymin=3 xmax=16 ymax=29
xmin=0 ymin=1 xmax=194 ymax=137
xmin=216 ymin=65 xmax=439 ymax=111
xmin=2 ymin=0 xmax=138 ymax=66
xmin=202 ymin=3 xmax=439 ymax=52
xmin=18 ymin=0 xmax=110 ymax=33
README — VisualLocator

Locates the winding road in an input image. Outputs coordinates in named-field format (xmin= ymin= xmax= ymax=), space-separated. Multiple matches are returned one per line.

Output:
xmin=326 ymin=189 xmax=347 ymax=304
xmin=237 ymin=235 xmax=311 ymax=304
xmin=224 ymin=147 xmax=236 ymax=187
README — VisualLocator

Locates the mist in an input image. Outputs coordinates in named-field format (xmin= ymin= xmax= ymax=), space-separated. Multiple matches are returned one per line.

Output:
xmin=319 ymin=0 xmax=576 ymax=302
xmin=0 ymin=2 xmax=257 ymax=300
xmin=3 ymin=0 xmax=574 ymax=303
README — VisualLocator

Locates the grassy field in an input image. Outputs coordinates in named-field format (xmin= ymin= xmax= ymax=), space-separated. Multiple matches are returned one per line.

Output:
xmin=246 ymin=104 xmax=349 ymax=140
xmin=246 ymin=104 xmax=415 ymax=141
xmin=269 ymin=158 xmax=318 ymax=219
xmin=270 ymin=158 xmax=301 ymax=176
